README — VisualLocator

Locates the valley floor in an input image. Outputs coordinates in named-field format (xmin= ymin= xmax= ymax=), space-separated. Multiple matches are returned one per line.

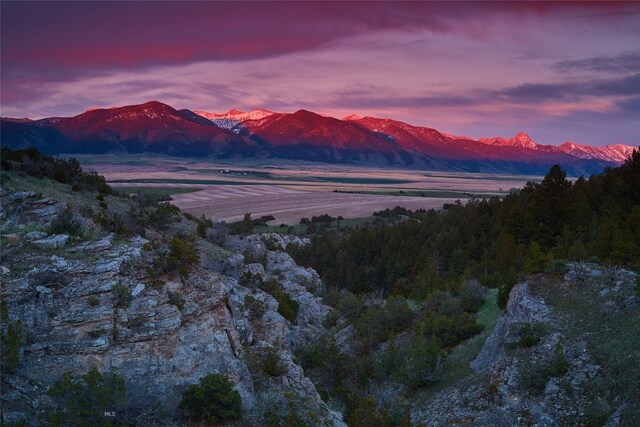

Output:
xmin=77 ymin=154 xmax=543 ymax=224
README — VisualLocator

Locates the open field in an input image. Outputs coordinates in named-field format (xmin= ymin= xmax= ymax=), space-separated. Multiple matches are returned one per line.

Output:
xmin=76 ymin=154 xmax=544 ymax=225
xmin=167 ymin=185 xmax=459 ymax=224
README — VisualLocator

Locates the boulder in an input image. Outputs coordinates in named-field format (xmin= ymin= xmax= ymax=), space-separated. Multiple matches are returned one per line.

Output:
xmin=32 ymin=234 xmax=70 ymax=250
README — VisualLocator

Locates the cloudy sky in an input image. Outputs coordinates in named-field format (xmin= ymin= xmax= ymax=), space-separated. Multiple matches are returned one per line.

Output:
xmin=2 ymin=1 xmax=639 ymax=146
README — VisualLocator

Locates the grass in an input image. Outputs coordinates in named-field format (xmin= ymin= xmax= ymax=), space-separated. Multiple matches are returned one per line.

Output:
xmin=418 ymin=288 xmax=501 ymax=398
xmin=110 ymin=178 xmax=251 ymax=185
xmin=537 ymin=273 xmax=640 ymax=425
xmin=114 ymin=186 xmax=202 ymax=200
xmin=3 ymin=171 xmax=131 ymax=216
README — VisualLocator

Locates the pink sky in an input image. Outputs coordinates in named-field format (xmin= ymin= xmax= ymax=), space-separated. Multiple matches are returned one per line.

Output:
xmin=1 ymin=1 xmax=639 ymax=146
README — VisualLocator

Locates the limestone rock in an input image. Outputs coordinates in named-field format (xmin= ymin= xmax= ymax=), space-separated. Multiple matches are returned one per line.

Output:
xmin=10 ymin=191 xmax=37 ymax=202
xmin=258 ymin=233 xmax=310 ymax=250
xmin=67 ymin=234 xmax=113 ymax=253
xmin=32 ymin=234 xmax=70 ymax=250
xmin=0 ymin=187 xmax=343 ymax=425
xmin=472 ymin=281 xmax=549 ymax=372
xmin=24 ymin=231 xmax=48 ymax=241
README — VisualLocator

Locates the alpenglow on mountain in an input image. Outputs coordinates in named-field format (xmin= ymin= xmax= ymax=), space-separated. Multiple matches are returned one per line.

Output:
xmin=1 ymin=101 xmax=635 ymax=175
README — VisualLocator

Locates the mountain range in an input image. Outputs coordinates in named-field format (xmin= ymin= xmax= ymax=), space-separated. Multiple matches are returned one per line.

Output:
xmin=1 ymin=101 xmax=635 ymax=175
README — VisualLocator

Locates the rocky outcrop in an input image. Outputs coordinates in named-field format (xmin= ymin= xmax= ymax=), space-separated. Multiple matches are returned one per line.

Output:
xmin=471 ymin=280 xmax=550 ymax=372
xmin=31 ymin=234 xmax=69 ymax=249
xmin=258 ymin=233 xmax=311 ymax=250
xmin=264 ymin=251 xmax=327 ymax=346
xmin=0 ymin=188 xmax=345 ymax=426
xmin=412 ymin=267 xmax=639 ymax=427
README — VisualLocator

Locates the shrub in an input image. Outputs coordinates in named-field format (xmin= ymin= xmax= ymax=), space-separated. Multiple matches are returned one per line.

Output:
xmin=548 ymin=343 xmax=569 ymax=377
xmin=497 ymin=282 xmax=515 ymax=309
xmin=336 ymin=293 xmax=365 ymax=320
xmin=415 ymin=292 xmax=483 ymax=348
xmin=48 ymin=207 xmax=80 ymax=236
xmin=519 ymin=344 xmax=568 ymax=395
xmin=46 ymin=366 xmax=126 ymax=426
xmin=179 ymin=374 xmax=241 ymax=424
xmin=459 ymin=279 xmax=486 ymax=313
xmin=519 ymin=335 xmax=540 ymax=348
xmin=1 ymin=147 xmax=112 ymax=194
xmin=524 ymin=242 xmax=551 ymax=274
xmin=87 ymin=296 xmax=100 ymax=307
xmin=519 ymin=323 xmax=545 ymax=348
xmin=112 ymin=284 xmax=132 ymax=307
xmin=260 ymin=348 xmax=286 ymax=377
xmin=311 ymin=214 xmax=336 ymax=223
xmin=546 ymin=259 xmax=569 ymax=275
xmin=323 ymin=309 xmax=339 ymax=328
xmin=148 ymin=203 xmax=180 ymax=230
xmin=165 ymin=236 xmax=199 ymax=278
xmin=230 ymin=212 xmax=255 ymax=234
xmin=244 ymin=294 xmax=267 ymax=318
xmin=240 ymin=271 xmax=263 ymax=288
xmin=345 ymin=396 xmax=389 ymax=427
xmin=396 ymin=334 xmax=443 ymax=389
xmin=1 ymin=319 xmax=23 ymax=373
xmin=93 ymin=212 xmax=132 ymax=237
xmin=263 ymin=279 xmax=298 ymax=324
xmin=196 ymin=214 xmax=212 ymax=237
xmin=167 ymin=291 xmax=185 ymax=311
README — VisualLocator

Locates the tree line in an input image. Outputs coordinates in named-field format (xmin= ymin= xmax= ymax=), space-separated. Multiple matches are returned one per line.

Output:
xmin=289 ymin=150 xmax=640 ymax=308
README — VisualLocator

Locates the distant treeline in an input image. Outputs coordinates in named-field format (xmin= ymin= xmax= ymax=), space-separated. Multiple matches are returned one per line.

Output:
xmin=289 ymin=149 xmax=640 ymax=307
xmin=1 ymin=147 xmax=111 ymax=194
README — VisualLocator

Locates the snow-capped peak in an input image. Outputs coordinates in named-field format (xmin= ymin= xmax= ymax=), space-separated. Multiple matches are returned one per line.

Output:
xmin=194 ymin=108 xmax=276 ymax=130
xmin=478 ymin=131 xmax=538 ymax=149
xmin=559 ymin=141 xmax=636 ymax=162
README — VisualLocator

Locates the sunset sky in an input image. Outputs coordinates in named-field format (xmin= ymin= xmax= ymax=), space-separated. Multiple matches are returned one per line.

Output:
xmin=2 ymin=1 xmax=639 ymax=146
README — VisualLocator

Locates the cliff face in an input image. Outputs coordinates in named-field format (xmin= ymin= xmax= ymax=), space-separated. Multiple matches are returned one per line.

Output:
xmin=0 ymin=188 xmax=345 ymax=426
xmin=411 ymin=266 xmax=639 ymax=426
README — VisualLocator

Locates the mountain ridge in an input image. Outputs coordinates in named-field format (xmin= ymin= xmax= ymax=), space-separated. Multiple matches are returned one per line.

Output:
xmin=1 ymin=100 xmax=635 ymax=175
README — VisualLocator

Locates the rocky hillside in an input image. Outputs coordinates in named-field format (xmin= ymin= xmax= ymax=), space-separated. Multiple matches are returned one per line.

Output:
xmin=0 ymin=175 xmax=345 ymax=426
xmin=411 ymin=265 xmax=639 ymax=426
xmin=1 ymin=152 xmax=638 ymax=426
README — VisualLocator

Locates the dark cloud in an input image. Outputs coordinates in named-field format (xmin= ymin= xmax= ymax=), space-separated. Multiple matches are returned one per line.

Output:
xmin=2 ymin=2 xmax=635 ymax=77
xmin=499 ymin=83 xmax=574 ymax=102
xmin=497 ymin=74 xmax=640 ymax=102
xmin=594 ymin=73 xmax=640 ymax=96
xmin=321 ymin=73 xmax=640 ymax=113
xmin=554 ymin=51 xmax=640 ymax=74
xmin=617 ymin=96 xmax=640 ymax=113
xmin=332 ymin=93 xmax=477 ymax=110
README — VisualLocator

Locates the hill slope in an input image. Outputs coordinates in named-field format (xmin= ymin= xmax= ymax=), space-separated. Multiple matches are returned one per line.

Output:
xmin=414 ymin=267 xmax=639 ymax=426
